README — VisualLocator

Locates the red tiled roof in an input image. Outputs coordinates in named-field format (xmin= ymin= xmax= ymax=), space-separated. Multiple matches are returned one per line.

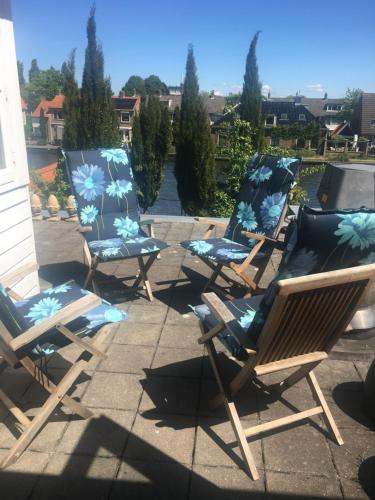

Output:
xmin=32 ymin=95 xmax=65 ymax=117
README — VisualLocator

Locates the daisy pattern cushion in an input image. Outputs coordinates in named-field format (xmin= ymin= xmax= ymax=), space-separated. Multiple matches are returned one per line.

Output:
xmin=64 ymin=148 xmax=169 ymax=256
xmin=13 ymin=280 xmax=127 ymax=356
xmin=192 ymin=295 xmax=264 ymax=358
xmin=180 ymin=237 xmax=266 ymax=264
xmin=224 ymin=153 xmax=300 ymax=248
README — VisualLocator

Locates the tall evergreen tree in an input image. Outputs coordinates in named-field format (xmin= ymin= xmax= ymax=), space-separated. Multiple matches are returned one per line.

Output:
xmin=240 ymin=31 xmax=262 ymax=126
xmin=175 ymin=45 xmax=215 ymax=216
xmin=17 ymin=61 xmax=25 ymax=87
xmin=39 ymin=108 xmax=47 ymax=141
xmin=61 ymin=50 xmax=81 ymax=150
xmin=131 ymin=96 xmax=170 ymax=212
xmin=78 ymin=7 xmax=120 ymax=149
xmin=172 ymin=106 xmax=180 ymax=146
xmin=29 ymin=59 xmax=40 ymax=82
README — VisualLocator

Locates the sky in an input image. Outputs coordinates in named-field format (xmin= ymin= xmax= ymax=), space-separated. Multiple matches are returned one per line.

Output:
xmin=11 ymin=0 xmax=375 ymax=98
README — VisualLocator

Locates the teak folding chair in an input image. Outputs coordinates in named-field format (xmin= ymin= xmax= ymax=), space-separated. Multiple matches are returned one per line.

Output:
xmin=0 ymin=262 xmax=127 ymax=469
xmin=181 ymin=153 xmax=300 ymax=298
xmin=198 ymin=263 xmax=375 ymax=480
xmin=64 ymin=148 xmax=169 ymax=301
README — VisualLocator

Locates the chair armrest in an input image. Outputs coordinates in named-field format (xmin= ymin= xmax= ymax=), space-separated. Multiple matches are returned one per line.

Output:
xmin=194 ymin=217 xmax=228 ymax=229
xmin=241 ymin=231 xmax=277 ymax=243
xmin=139 ymin=218 xmax=162 ymax=225
xmin=9 ymin=293 xmax=101 ymax=352
xmin=202 ymin=292 xmax=235 ymax=324
xmin=77 ymin=225 xmax=93 ymax=233
xmin=1 ymin=262 xmax=39 ymax=289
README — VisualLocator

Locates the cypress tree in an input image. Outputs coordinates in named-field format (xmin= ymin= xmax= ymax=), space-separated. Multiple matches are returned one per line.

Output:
xmin=39 ymin=108 xmax=47 ymax=140
xmin=175 ymin=45 xmax=215 ymax=216
xmin=172 ymin=106 xmax=180 ymax=146
xmin=61 ymin=50 xmax=80 ymax=150
xmin=131 ymin=97 xmax=170 ymax=212
xmin=29 ymin=59 xmax=40 ymax=83
xmin=240 ymin=31 xmax=262 ymax=126
xmin=79 ymin=7 xmax=120 ymax=149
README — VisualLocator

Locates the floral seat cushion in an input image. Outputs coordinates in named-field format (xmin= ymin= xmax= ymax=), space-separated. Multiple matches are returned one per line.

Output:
xmin=181 ymin=154 xmax=300 ymax=263
xmin=13 ymin=280 xmax=127 ymax=356
xmin=192 ymin=295 xmax=264 ymax=358
xmin=180 ymin=238 xmax=266 ymax=264
xmin=64 ymin=148 xmax=169 ymax=257
xmin=89 ymin=235 xmax=168 ymax=261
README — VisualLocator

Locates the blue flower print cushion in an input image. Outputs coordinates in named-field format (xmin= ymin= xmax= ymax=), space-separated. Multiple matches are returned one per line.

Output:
xmin=224 ymin=154 xmax=300 ymax=248
xmin=65 ymin=148 xmax=141 ymax=242
xmin=278 ymin=205 xmax=375 ymax=279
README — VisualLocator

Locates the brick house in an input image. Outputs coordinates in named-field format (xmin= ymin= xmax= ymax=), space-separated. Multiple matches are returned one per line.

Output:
xmin=112 ymin=95 xmax=141 ymax=144
xmin=352 ymin=93 xmax=375 ymax=145
xmin=31 ymin=94 xmax=64 ymax=144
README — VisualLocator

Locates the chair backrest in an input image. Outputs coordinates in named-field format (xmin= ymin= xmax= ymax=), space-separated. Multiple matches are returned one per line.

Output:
xmin=64 ymin=148 xmax=141 ymax=242
xmin=0 ymin=283 xmax=28 ymax=340
xmin=224 ymin=153 xmax=300 ymax=247
xmin=255 ymin=264 xmax=375 ymax=364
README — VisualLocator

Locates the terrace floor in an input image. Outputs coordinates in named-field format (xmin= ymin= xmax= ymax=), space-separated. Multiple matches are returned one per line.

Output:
xmin=0 ymin=219 xmax=374 ymax=500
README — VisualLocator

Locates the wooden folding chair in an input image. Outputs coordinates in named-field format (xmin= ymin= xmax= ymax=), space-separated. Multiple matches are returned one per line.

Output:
xmin=198 ymin=263 xmax=375 ymax=480
xmin=181 ymin=154 xmax=300 ymax=299
xmin=63 ymin=148 xmax=169 ymax=301
xmin=0 ymin=262 xmax=126 ymax=469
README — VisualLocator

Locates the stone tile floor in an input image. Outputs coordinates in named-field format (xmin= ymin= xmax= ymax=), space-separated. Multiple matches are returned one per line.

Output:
xmin=0 ymin=219 xmax=374 ymax=499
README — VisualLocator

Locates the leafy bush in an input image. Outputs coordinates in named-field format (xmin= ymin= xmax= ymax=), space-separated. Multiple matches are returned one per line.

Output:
xmin=289 ymin=164 xmax=326 ymax=204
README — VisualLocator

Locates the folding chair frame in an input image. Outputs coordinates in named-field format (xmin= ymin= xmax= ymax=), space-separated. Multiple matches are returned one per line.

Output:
xmin=0 ymin=263 xmax=112 ymax=469
xmin=81 ymin=219 xmax=160 ymax=302
xmin=194 ymin=203 xmax=288 ymax=299
xmin=197 ymin=264 xmax=375 ymax=480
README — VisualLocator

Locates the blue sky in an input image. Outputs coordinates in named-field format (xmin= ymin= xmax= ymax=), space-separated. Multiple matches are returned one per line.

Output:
xmin=12 ymin=0 xmax=375 ymax=97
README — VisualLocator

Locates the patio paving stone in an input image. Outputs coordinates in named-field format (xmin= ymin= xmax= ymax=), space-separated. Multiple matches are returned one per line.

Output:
xmin=30 ymin=454 xmax=119 ymax=500
xmin=82 ymin=372 xmax=143 ymax=410
xmin=98 ymin=344 xmax=155 ymax=375
xmin=158 ymin=323 xmax=203 ymax=350
xmin=189 ymin=464 xmax=265 ymax=500
xmin=124 ymin=412 xmax=196 ymax=465
xmin=56 ymin=408 xmax=136 ymax=457
xmin=151 ymin=346 xmax=203 ymax=378
xmin=139 ymin=375 xmax=200 ymax=416
xmin=110 ymin=459 xmax=191 ymax=500
xmin=266 ymin=470 xmax=342 ymax=498
xmin=112 ymin=322 xmax=162 ymax=346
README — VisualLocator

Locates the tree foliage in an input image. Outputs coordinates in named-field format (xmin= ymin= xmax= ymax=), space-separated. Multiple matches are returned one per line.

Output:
xmin=240 ymin=31 xmax=262 ymax=127
xmin=270 ymin=121 xmax=321 ymax=141
xmin=61 ymin=50 xmax=81 ymax=150
xmin=39 ymin=108 xmax=48 ymax=140
xmin=26 ymin=65 xmax=63 ymax=112
xmin=78 ymin=7 xmax=120 ymax=149
xmin=122 ymin=75 xmax=146 ymax=97
xmin=28 ymin=59 xmax=40 ymax=82
xmin=339 ymin=88 xmax=363 ymax=122
xmin=144 ymin=75 xmax=168 ymax=95
xmin=131 ymin=96 xmax=171 ymax=211
xmin=17 ymin=60 xmax=26 ymax=97
xmin=175 ymin=45 xmax=215 ymax=216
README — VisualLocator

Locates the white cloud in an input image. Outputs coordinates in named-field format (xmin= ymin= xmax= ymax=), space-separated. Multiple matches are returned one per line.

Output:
xmin=306 ymin=83 xmax=324 ymax=93
xmin=262 ymin=84 xmax=271 ymax=96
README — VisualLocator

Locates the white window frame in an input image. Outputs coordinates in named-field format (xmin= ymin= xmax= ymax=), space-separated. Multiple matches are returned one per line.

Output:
xmin=298 ymin=114 xmax=306 ymax=121
xmin=121 ymin=112 xmax=130 ymax=123
xmin=280 ymin=113 xmax=288 ymax=120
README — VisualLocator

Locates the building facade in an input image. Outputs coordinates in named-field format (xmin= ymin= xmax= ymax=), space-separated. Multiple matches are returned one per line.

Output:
xmin=0 ymin=0 xmax=39 ymax=296
xmin=352 ymin=93 xmax=375 ymax=145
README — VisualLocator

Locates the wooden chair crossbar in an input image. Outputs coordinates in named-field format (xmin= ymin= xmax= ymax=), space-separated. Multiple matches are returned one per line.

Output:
xmin=198 ymin=263 xmax=375 ymax=480
xmin=0 ymin=262 xmax=112 ymax=469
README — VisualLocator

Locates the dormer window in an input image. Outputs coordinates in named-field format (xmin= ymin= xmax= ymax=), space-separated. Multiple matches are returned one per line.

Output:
xmin=280 ymin=113 xmax=288 ymax=120
xmin=121 ymin=112 xmax=130 ymax=123
xmin=298 ymin=114 xmax=306 ymax=121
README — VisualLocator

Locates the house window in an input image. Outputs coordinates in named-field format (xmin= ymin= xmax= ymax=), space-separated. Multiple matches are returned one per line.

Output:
xmin=371 ymin=119 xmax=375 ymax=128
xmin=265 ymin=115 xmax=276 ymax=126
xmin=299 ymin=114 xmax=306 ymax=121
xmin=121 ymin=112 xmax=130 ymax=123
xmin=280 ymin=113 xmax=288 ymax=120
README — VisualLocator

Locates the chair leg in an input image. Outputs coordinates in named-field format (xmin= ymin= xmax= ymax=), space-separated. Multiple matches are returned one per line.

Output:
xmin=133 ymin=254 xmax=158 ymax=301
xmin=0 ymin=359 xmax=87 ymax=469
xmin=205 ymin=340 xmax=259 ymax=479
xmin=203 ymin=265 xmax=223 ymax=293
xmin=306 ymin=371 xmax=344 ymax=446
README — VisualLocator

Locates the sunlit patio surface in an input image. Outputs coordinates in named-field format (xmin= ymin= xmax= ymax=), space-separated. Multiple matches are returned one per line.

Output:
xmin=0 ymin=218 xmax=374 ymax=500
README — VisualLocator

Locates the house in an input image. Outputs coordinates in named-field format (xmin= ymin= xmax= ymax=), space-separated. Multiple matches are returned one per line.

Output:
xmin=159 ymin=92 xmax=226 ymax=124
xmin=167 ymin=85 xmax=182 ymax=95
xmin=0 ymin=0 xmax=39 ymax=296
xmin=352 ymin=93 xmax=375 ymax=145
xmin=262 ymin=100 xmax=315 ymax=128
xmin=20 ymin=97 xmax=27 ymax=125
xmin=112 ymin=95 xmax=141 ymax=144
xmin=31 ymin=93 xmax=64 ymax=144
xmin=294 ymin=96 xmax=344 ymax=130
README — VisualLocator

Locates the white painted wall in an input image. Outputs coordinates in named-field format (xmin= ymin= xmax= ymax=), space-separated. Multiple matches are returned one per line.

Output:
xmin=0 ymin=16 xmax=39 ymax=297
